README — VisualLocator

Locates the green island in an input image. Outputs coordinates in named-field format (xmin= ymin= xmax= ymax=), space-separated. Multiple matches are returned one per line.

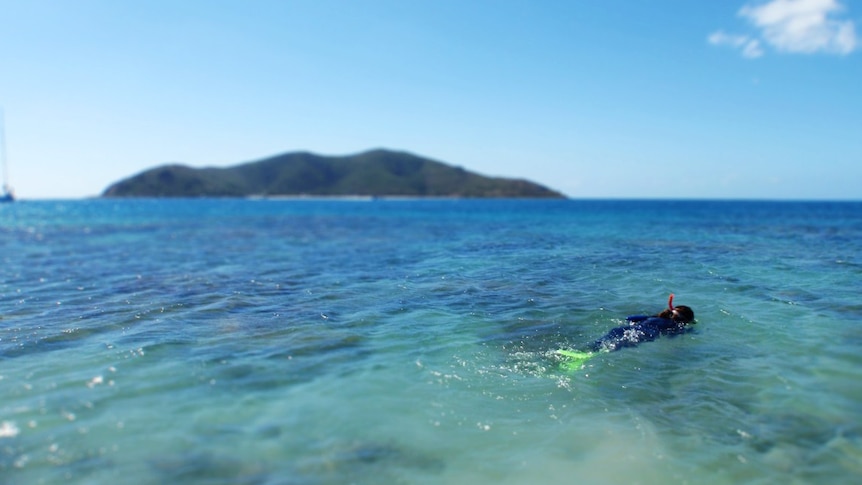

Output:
xmin=101 ymin=149 xmax=565 ymax=198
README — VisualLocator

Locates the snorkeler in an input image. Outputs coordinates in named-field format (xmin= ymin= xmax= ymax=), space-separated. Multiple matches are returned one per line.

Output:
xmin=590 ymin=294 xmax=695 ymax=351
xmin=556 ymin=294 xmax=695 ymax=369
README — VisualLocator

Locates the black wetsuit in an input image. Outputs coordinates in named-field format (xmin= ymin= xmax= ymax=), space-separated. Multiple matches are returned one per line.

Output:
xmin=588 ymin=315 xmax=688 ymax=352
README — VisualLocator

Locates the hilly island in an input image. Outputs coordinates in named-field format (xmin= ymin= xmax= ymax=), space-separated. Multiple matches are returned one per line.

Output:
xmin=102 ymin=149 xmax=565 ymax=198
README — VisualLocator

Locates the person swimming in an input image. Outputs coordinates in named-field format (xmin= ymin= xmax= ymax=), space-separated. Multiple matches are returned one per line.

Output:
xmin=590 ymin=294 xmax=695 ymax=352
xmin=556 ymin=294 xmax=696 ymax=369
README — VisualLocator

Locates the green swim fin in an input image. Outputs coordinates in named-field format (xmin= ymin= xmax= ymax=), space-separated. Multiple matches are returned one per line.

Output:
xmin=555 ymin=349 xmax=594 ymax=371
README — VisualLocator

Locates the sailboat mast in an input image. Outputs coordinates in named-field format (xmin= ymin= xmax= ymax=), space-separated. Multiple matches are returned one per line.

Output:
xmin=0 ymin=107 xmax=13 ymax=201
xmin=0 ymin=108 xmax=7 ymax=189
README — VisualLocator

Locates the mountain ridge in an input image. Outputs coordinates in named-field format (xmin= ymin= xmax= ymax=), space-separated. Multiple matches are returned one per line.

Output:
xmin=101 ymin=149 xmax=566 ymax=198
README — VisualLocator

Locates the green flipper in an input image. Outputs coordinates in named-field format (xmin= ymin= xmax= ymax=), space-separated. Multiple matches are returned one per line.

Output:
xmin=555 ymin=349 xmax=594 ymax=371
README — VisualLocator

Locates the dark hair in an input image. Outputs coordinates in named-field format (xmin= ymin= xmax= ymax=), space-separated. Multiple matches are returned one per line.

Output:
xmin=672 ymin=305 xmax=695 ymax=323
xmin=658 ymin=305 xmax=695 ymax=324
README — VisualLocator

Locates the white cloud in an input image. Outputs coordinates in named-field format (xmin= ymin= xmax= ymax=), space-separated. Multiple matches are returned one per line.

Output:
xmin=742 ymin=38 xmax=765 ymax=57
xmin=741 ymin=0 xmax=857 ymax=53
xmin=707 ymin=30 xmax=764 ymax=58
xmin=710 ymin=0 xmax=858 ymax=57
xmin=708 ymin=30 xmax=749 ymax=48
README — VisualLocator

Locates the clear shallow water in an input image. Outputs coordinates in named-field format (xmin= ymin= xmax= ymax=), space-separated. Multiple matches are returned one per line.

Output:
xmin=1 ymin=199 xmax=861 ymax=484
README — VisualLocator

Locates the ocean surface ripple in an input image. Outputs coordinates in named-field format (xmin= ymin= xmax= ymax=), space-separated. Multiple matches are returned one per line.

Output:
xmin=2 ymin=199 xmax=861 ymax=484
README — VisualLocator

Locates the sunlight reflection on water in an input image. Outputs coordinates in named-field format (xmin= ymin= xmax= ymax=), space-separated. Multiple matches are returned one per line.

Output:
xmin=2 ymin=199 xmax=862 ymax=484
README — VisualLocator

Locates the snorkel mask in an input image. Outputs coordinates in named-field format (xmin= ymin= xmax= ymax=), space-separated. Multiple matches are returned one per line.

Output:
xmin=668 ymin=294 xmax=695 ymax=324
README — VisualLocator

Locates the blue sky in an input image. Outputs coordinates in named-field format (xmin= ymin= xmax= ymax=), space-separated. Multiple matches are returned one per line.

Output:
xmin=1 ymin=0 xmax=859 ymax=199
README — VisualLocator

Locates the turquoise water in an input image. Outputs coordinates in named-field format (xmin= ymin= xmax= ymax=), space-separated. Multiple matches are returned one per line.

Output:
xmin=1 ymin=199 xmax=861 ymax=484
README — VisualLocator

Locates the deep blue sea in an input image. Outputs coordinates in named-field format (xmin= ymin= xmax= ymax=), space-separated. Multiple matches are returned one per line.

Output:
xmin=2 ymin=199 xmax=861 ymax=484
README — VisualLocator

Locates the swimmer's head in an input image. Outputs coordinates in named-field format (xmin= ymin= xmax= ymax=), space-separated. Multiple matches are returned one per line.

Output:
xmin=658 ymin=305 xmax=695 ymax=324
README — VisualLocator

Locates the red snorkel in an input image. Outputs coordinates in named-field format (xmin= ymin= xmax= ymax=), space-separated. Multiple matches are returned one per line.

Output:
xmin=668 ymin=293 xmax=675 ymax=312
